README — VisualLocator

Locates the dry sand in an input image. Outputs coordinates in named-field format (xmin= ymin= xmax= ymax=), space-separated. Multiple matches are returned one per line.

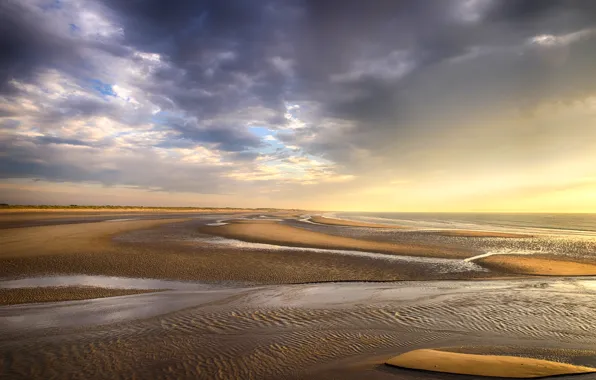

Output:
xmin=0 ymin=219 xmax=191 ymax=259
xmin=0 ymin=286 xmax=162 ymax=305
xmin=309 ymin=216 xmax=404 ymax=228
xmin=198 ymin=221 xmax=473 ymax=259
xmin=478 ymin=255 xmax=596 ymax=276
xmin=385 ymin=348 xmax=596 ymax=378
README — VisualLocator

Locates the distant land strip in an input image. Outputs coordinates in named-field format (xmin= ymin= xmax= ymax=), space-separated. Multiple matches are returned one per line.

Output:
xmin=0 ymin=204 xmax=307 ymax=212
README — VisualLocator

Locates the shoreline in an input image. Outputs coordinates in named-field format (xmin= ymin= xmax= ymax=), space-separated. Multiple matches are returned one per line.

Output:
xmin=0 ymin=286 xmax=164 ymax=305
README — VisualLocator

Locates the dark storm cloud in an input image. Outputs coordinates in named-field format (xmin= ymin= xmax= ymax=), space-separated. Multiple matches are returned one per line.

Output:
xmin=0 ymin=1 xmax=133 ymax=94
xmin=487 ymin=0 xmax=596 ymax=23
xmin=283 ymin=0 xmax=596 ymax=167
xmin=101 ymin=0 xmax=294 ymax=121
xmin=0 ymin=1 xmax=75 ymax=93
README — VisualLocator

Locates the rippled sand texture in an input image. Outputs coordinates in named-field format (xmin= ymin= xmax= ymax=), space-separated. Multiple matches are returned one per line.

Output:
xmin=2 ymin=279 xmax=596 ymax=379
xmin=3 ymin=213 xmax=596 ymax=379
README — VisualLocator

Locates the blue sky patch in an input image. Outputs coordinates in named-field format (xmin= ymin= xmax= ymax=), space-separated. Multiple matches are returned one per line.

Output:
xmin=89 ymin=79 xmax=116 ymax=97
xmin=248 ymin=126 xmax=271 ymax=138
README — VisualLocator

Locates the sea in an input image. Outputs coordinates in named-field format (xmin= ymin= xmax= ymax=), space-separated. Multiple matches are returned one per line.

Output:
xmin=322 ymin=212 xmax=596 ymax=261
xmin=332 ymin=212 xmax=596 ymax=234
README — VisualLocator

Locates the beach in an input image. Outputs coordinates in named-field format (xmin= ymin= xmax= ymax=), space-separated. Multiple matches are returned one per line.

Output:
xmin=2 ymin=211 xmax=596 ymax=379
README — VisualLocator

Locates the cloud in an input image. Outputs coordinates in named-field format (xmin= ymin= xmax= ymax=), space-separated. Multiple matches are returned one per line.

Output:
xmin=1 ymin=0 xmax=596 ymax=208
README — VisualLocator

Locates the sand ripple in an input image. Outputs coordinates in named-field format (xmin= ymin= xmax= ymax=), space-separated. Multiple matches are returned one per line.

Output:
xmin=2 ymin=279 xmax=596 ymax=379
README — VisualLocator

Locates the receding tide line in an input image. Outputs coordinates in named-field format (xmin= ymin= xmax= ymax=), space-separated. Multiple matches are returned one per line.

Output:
xmin=465 ymin=249 xmax=541 ymax=262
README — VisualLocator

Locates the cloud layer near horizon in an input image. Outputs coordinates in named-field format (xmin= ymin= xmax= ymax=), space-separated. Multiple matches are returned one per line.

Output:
xmin=1 ymin=0 xmax=596 ymax=211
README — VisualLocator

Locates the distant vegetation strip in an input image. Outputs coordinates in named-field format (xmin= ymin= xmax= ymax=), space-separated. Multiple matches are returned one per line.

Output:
xmin=0 ymin=204 xmax=304 ymax=211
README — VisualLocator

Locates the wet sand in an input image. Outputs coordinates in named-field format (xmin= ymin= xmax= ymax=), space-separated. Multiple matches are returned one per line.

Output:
xmin=0 ymin=286 xmax=163 ymax=305
xmin=1 ymin=218 xmax=489 ymax=283
xmin=386 ymin=349 xmax=596 ymax=378
xmin=2 ymin=279 xmax=596 ymax=379
xmin=479 ymin=255 xmax=596 ymax=276
xmin=199 ymin=221 xmax=473 ymax=259
xmin=3 ymin=213 xmax=596 ymax=379
xmin=2 ymin=214 xmax=594 ymax=284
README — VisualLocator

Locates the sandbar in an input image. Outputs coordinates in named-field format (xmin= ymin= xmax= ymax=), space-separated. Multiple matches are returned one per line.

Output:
xmin=385 ymin=348 xmax=596 ymax=378
xmin=198 ymin=221 xmax=472 ymax=259
xmin=0 ymin=286 xmax=163 ymax=305
xmin=478 ymin=255 xmax=596 ymax=276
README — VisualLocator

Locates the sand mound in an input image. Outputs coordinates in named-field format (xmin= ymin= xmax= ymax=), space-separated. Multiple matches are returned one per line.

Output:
xmin=199 ymin=222 xmax=470 ymax=259
xmin=478 ymin=255 xmax=596 ymax=276
xmin=309 ymin=216 xmax=404 ymax=229
xmin=385 ymin=348 xmax=596 ymax=378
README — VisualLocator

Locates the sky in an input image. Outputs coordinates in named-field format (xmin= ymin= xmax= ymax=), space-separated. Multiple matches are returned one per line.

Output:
xmin=1 ymin=0 xmax=596 ymax=212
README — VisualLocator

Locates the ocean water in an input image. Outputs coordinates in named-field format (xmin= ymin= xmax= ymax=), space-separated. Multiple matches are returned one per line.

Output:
xmin=333 ymin=212 xmax=596 ymax=234
xmin=323 ymin=212 xmax=596 ymax=261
